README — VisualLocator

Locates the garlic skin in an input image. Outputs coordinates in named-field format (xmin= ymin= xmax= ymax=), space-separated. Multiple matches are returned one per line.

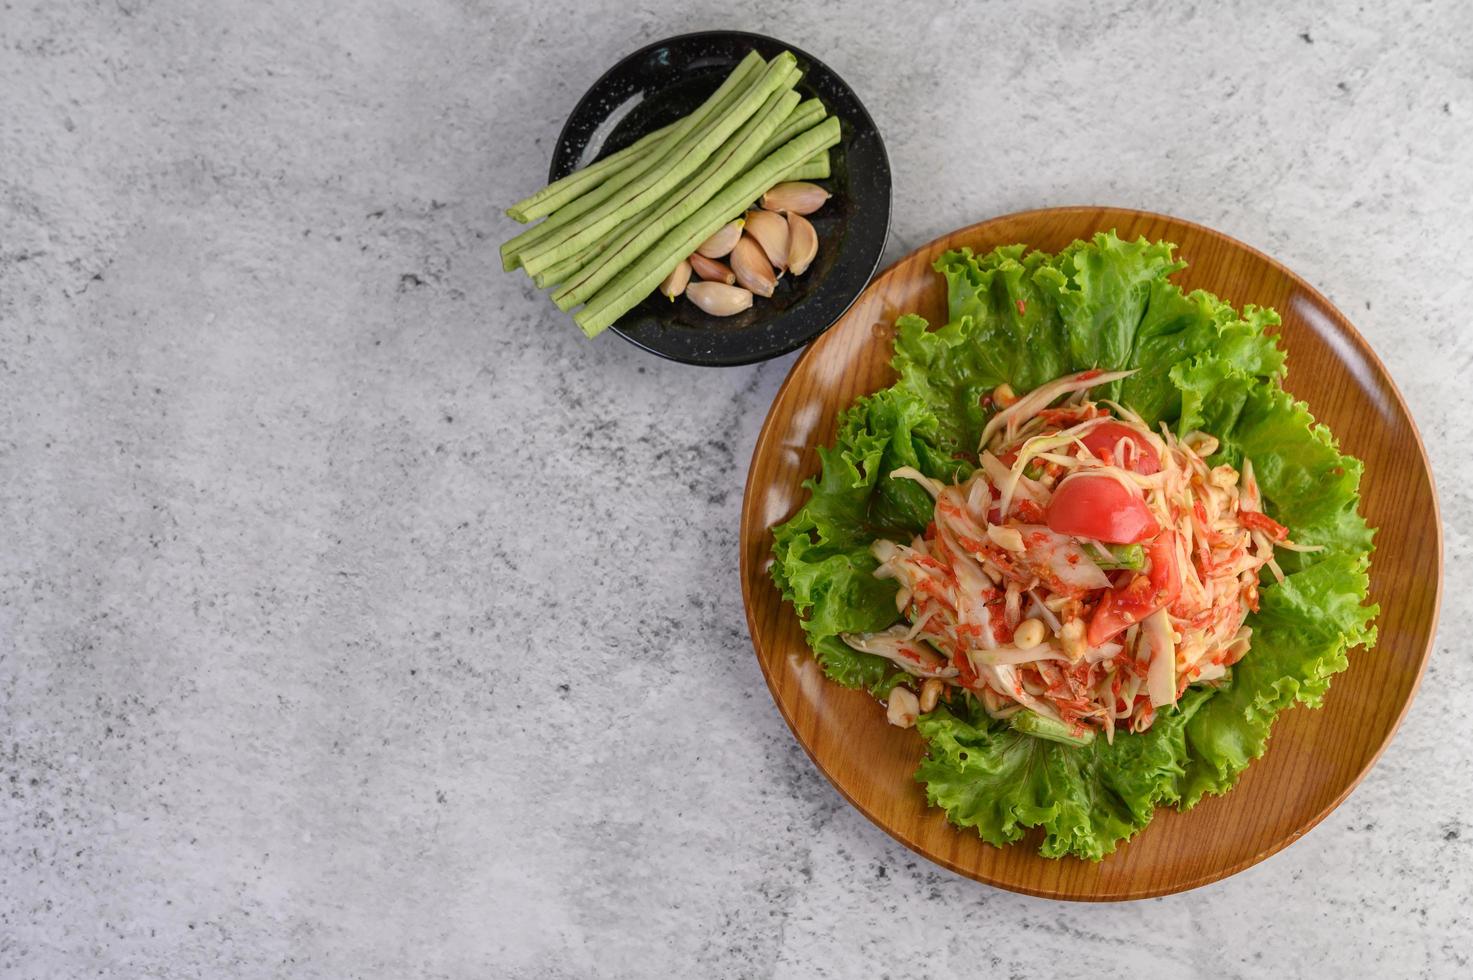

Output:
xmin=730 ymin=235 xmax=777 ymax=298
xmin=658 ymin=259 xmax=691 ymax=300
xmin=743 ymin=209 xmax=789 ymax=271
xmin=696 ymin=220 xmax=744 ymax=258
xmin=688 ymin=252 xmax=736 ymax=285
xmin=760 ymin=181 xmax=831 ymax=216
xmin=785 ymin=211 xmax=817 ymax=276
xmin=685 ymin=281 xmax=753 ymax=316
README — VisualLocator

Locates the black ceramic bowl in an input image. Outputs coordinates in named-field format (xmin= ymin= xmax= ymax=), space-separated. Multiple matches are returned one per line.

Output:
xmin=549 ymin=31 xmax=892 ymax=367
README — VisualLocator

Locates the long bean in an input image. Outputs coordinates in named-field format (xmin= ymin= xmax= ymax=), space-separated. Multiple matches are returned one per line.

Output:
xmin=501 ymin=53 xmax=760 ymax=269
xmin=516 ymin=57 xmax=787 ymax=276
xmin=787 ymin=150 xmax=831 ymax=181
xmin=518 ymin=53 xmax=799 ymax=277
xmin=756 ymin=98 xmax=825 ymax=158
xmin=499 ymin=51 xmax=763 ymax=271
xmin=542 ymin=140 xmax=829 ymax=296
xmin=552 ymin=87 xmax=801 ymax=310
xmin=536 ymin=114 xmax=827 ymax=290
xmin=533 ymin=198 xmax=662 ymax=288
xmin=574 ymin=116 xmax=841 ymax=337
xmin=506 ymin=120 xmax=679 ymax=224
xmin=533 ymin=242 xmax=599 ymax=288
xmin=545 ymin=140 xmax=824 ymax=295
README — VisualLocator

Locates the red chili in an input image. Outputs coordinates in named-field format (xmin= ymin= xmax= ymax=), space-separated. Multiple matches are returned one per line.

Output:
xmin=1015 ymin=499 xmax=1045 ymax=523
xmin=1197 ymin=535 xmax=1215 ymax=574
xmin=955 ymin=649 xmax=978 ymax=687
xmin=1038 ymin=406 xmax=1091 ymax=426
xmin=1240 ymin=510 xmax=1290 ymax=541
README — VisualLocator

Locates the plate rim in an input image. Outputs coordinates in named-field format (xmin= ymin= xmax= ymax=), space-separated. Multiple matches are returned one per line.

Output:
xmin=547 ymin=29 xmax=893 ymax=367
xmin=739 ymin=204 xmax=1443 ymax=900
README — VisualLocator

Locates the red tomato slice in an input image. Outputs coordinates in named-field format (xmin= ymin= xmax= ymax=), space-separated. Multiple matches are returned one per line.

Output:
xmin=1045 ymin=473 xmax=1159 ymax=544
xmin=1087 ymin=531 xmax=1182 ymax=646
xmin=1080 ymin=420 xmax=1160 ymax=475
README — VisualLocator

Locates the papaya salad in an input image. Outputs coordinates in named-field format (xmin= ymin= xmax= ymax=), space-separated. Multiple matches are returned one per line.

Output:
xmin=847 ymin=367 xmax=1319 ymax=744
xmin=769 ymin=233 xmax=1376 ymax=859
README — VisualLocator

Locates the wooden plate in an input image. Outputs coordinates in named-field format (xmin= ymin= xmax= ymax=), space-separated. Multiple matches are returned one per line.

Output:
xmin=739 ymin=206 xmax=1442 ymax=900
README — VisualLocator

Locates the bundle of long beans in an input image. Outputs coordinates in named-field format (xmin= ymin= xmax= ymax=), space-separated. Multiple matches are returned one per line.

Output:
xmin=501 ymin=51 xmax=841 ymax=338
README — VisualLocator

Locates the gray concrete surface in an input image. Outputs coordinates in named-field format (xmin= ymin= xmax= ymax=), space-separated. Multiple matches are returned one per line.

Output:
xmin=2 ymin=1 xmax=1470 ymax=977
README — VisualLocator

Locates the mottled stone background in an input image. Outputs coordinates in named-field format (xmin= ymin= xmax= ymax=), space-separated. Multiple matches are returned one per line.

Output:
xmin=2 ymin=1 xmax=1468 ymax=977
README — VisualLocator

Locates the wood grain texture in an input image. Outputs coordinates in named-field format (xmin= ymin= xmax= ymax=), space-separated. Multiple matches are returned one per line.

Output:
xmin=738 ymin=207 xmax=1442 ymax=901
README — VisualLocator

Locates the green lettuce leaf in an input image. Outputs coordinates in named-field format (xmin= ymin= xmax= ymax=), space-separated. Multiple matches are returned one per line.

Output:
xmin=769 ymin=232 xmax=1377 ymax=858
xmin=916 ymin=689 xmax=1213 ymax=860
xmin=769 ymin=386 xmax=970 ymax=695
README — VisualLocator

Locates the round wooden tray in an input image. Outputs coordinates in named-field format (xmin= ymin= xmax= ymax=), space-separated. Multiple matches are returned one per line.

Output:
xmin=738 ymin=207 xmax=1441 ymax=900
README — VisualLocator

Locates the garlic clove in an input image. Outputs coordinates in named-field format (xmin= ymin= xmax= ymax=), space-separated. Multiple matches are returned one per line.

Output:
xmin=695 ymin=219 xmax=744 ymax=258
xmin=760 ymin=181 xmax=831 ymax=215
xmin=743 ymin=209 xmax=789 ymax=271
xmin=658 ymin=259 xmax=691 ymax=300
xmin=785 ymin=212 xmax=817 ymax=276
xmin=685 ymin=281 xmax=753 ymax=317
xmin=688 ymin=252 xmax=736 ymax=285
xmin=730 ymin=234 xmax=777 ymax=298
